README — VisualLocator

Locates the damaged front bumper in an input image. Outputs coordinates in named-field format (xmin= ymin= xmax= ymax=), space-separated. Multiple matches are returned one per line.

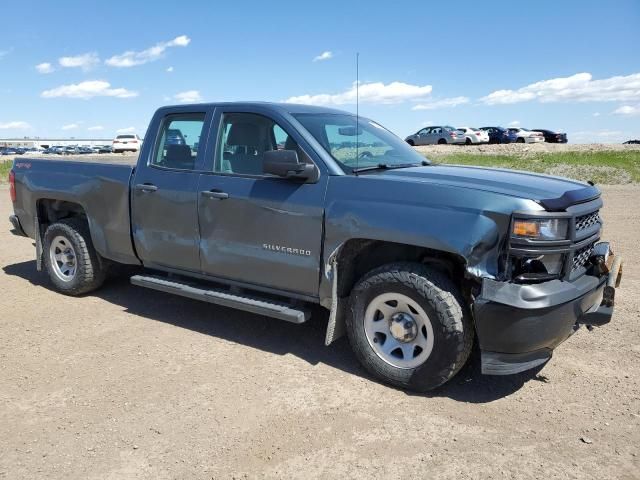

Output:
xmin=474 ymin=244 xmax=623 ymax=375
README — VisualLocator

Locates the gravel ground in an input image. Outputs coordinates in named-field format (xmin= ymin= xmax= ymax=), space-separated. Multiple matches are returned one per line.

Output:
xmin=414 ymin=142 xmax=640 ymax=157
xmin=1 ymin=185 xmax=639 ymax=479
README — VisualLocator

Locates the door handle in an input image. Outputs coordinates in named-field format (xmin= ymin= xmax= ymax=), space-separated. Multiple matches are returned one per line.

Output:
xmin=135 ymin=183 xmax=158 ymax=193
xmin=201 ymin=190 xmax=229 ymax=200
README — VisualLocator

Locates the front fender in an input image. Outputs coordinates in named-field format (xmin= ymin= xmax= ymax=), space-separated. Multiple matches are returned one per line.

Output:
xmin=319 ymin=175 xmax=536 ymax=305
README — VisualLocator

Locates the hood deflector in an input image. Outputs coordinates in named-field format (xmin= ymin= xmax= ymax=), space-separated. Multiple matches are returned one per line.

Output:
xmin=538 ymin=185 xmax=600 ymax=211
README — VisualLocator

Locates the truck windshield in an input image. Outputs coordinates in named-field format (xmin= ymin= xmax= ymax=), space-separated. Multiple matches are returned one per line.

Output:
xmin=293 ymin=113 xmax=430 ymax=174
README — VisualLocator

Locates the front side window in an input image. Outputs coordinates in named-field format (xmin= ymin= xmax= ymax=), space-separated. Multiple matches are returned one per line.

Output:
xmin=294 ymin=113 xmax=429 ymax=174
xmin=152 ymin=114 xmax=205 ymax=170
xmin=214 ymin=112 xmax=305 ymax=176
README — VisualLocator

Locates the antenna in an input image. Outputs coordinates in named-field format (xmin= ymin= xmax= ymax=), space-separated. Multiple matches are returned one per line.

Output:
xmin=355 ymin=52 xmax=360 ymax=175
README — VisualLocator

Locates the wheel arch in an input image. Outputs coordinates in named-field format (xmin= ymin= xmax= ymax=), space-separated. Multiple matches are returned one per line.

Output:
xmin=334 ymin=239 xmax=470 ymax=299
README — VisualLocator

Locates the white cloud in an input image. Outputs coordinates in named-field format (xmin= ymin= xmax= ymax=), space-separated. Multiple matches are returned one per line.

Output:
xmin=61 ymin=123 xmax=80 ymax=130
xmin=166 ymin=66 xmax=174 ymax=72
xmin=313 ymin=51 xmax=333 ymax=62
xmin=412 ymin=96 xmax=470 ymax=110
xmin=508 ymin=120 xmax=521 ymax=127
xmin=116 ymin=127 xmax=137 ymax=134
xmin=479 ymin=72 xmax=640 ymax=105
xmin=87 ymin=125 xmax=104 ymax=131
xmin=105 ymin=35 xmax=191 ymax=68
xmin=0 ymin=48 xmax=13 ymax=59
xmin=174 ymin=90 xmax=202 ymax=103
xmin=36 ymin=62 xmax=54 ymax=74
xmin=0 ymin=121 xmax=31 ymax=130
xmin=59 ymin=52 xmax=100 ymax=71
xmin=41 ymin=80 xmax=138 ymax=99
xmin=285 ymin=81 xmax=433 ymax=106
xmin=592 ymin=112 xmax=601 ymax=117
xmin=612 ymin=104 xmax=640 ymax=116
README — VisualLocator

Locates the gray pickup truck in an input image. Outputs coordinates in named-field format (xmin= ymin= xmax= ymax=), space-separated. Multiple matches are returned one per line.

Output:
xmin=8 ymin=102 xmax=623 ymax=391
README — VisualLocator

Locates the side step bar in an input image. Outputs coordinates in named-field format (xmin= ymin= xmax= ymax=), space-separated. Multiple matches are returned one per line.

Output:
xmin=131 ymin=275 xmax=310 ymax=324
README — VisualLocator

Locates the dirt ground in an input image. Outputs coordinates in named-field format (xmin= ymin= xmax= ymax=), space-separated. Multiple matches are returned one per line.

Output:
xmin=0 ymin=184 xmax=638 ymax=480
xmin=413 ymin=142 xmax=640 ymax=157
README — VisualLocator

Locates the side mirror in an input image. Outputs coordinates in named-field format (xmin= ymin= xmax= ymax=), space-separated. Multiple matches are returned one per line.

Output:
xmin=263 ymin=149 xmax=317 ymax=181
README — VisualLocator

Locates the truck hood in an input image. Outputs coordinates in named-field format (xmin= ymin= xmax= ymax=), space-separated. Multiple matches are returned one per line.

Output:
xmin=379 ymin=165 xmax=600 ymax=211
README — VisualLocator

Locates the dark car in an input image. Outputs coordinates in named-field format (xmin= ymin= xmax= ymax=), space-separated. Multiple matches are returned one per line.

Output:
xmin=479 ymin=126 xmax=516 ymax=144
xmin=165 ymin=128 xmax=186 ymax=145
xmin=8 ymin=101 xmax=622 ymax=392
xmin=532 ymin=129 xmax=568 ymax=143
xmin=77 ymin=146 xmax=94 ymax=154
xmin=1 ymin=147 xmax=20 ymax=155
xmin=622 ymin=139 xmax=640 ymax=145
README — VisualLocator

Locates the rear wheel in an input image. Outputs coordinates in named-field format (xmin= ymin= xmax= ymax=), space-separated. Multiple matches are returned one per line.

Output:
xmin=406 ymin=139 xmax=415 ymax=146
xmin=516 ymin=137 xmax=525 ymax=143
xmin=465 ymin=138 xmax=472 ymax=145
xmin=437 ymin=139 xmax=447 ymax=145
xmin=43 ymin=218 xmax=107 ymax=295
xmin=346 ymin=262 xmax=474 ymax=391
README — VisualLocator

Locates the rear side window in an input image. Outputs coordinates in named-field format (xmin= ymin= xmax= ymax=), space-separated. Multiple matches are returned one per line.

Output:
xmin=117 ymin=134 xmax=136 ymax=139
xmin=152 ymin=114 xmax=205 ymax=170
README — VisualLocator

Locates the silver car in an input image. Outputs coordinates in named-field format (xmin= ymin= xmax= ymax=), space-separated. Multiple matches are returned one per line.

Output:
xmin=405 ymin=126 xmax=466 ymax=145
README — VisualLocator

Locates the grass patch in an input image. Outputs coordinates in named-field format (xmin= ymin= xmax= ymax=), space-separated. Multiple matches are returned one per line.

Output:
xmin=0 ymin=160 xmax=12 ymax=182
xmin=425 ymin=151 xmax=640 ymax=184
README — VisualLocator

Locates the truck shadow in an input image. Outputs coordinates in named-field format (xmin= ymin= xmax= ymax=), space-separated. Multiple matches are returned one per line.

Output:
xmin=4 ymin=260 xmax=545 ymax=403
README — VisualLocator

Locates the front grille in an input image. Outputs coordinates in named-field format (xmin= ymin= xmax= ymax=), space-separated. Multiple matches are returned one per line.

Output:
xmin=572 ymin=243 xmax=595 ymax=271
xmin=575 ymin=211 xmax=600 ymax=232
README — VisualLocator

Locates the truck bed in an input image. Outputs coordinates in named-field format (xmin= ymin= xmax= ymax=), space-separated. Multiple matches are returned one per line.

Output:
xmin=21 ymin=153 xmax=138 ymax=166
xmin=11 ymin=156 xmax=139 ymax=265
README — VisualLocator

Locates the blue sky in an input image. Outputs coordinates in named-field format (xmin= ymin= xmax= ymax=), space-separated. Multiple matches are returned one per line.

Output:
xmin=1 ymin=0 xmax=639 ymax=142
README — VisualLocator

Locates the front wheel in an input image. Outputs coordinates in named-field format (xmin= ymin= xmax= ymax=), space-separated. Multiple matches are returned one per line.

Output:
xmin=516 ymin=137 xmax=525 ymax=143
xmin=406 ymin=139 xmax=415 ymax=146
xmin=346 ymin=263 xmax=473 ymax=391
xmin=43 ymin=218 xmax=107 ymax=295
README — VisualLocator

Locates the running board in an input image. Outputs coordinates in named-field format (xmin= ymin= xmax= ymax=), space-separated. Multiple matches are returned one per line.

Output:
xmin=130 ymin=275 xmax=309 ymax=324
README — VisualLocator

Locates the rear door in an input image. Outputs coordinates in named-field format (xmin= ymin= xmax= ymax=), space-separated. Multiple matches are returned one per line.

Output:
xmin=131 ymin=110 xmax=212 ymax=272
xmin=197 ymin=107 xmax=327 ymax=297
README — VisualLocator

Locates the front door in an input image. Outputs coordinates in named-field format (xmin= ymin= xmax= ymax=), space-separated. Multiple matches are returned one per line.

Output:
xmin=197 ymin=110 xmax=327 ymax=297
xmin=131 ymin=112 xmax=209 ymax=272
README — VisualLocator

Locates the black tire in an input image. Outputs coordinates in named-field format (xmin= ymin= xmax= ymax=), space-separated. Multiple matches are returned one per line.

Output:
xmin=465 ymin=138 xmax=472 ymax=145
xmin=346 ymin=262 xmax=474 ymax=391
xmin=43 ymin=218 xmax=107 ymax=295
xmin=437 ymin=138 xmax=447 ymax=145
xmin=516 ymin=137 xmax=525 ymax=143
xmin=406 ymin=139 xmax=415 ymax=146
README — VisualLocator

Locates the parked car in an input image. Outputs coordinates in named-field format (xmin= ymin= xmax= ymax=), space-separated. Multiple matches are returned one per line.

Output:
xmin=63 ymin=146 xmax=80 ymax=155
xmin=622 ymin=139 xmax=640 ymax=145
xmin=458 ymin=127 xmax=490 ymax=145
xmin=43 ymin=146 xmax=64 ymax=155
xmin=77 ymin=146 xmax=94 ymax=154
xmin=532 ymin=129 xmax=568 ymax=143
xmin=112 ymin=134 xmax=142 ymax=153
xmin=90 ymin=145 xmax=112 ymax=153
xmin=405 ymin=126 xmax=466 ymax=145
xmin=165 ymin=128 xmax=186 ymax=145
xmin=508 ymin=128 xmax=545 ymax=144
xmin=1 ymin=147 xmax=20 ymax=155
xmin=479 ymin=126 xmax=516 ymax=144
xmin=8 ymin=101 xmax=622 ymax=392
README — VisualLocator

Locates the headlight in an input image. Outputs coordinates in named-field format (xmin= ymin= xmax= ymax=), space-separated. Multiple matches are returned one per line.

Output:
xmin=512 ymin=218 xmax=568 ymax=241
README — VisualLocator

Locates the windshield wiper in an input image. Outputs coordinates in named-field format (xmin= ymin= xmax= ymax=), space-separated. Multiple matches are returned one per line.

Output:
xmin=352 ymin=160 xmax=429 ymax=174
